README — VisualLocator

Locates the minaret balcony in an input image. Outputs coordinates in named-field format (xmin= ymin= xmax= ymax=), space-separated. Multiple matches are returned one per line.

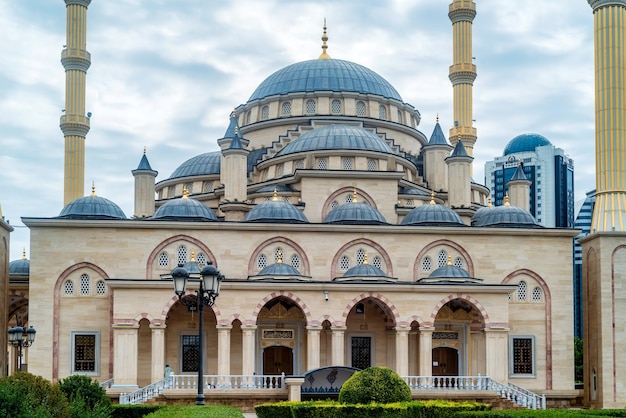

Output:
xmin=61 ymin=48 xmax=91 ymax=71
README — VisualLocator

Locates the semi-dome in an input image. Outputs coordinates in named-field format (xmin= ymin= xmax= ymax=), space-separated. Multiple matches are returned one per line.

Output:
xmin=503 ymin=133 xmax=551 ymax=156
xmin=277 ymin=125 xmax=395 ymax=157
xmin=472 ymin=204 xmax=540 ymax=228
xmin=58 ymin=193 xmax=126 ymax=220
xmin=169 ymin=151 xmax=221 ymax=179
xmin=9 ymin=258 xmax=29 ymax=275
xmin=323 ymin=202 xmax=387 ymax=225
xmin=153 ymin=194 xmax=219 ymax=222
xmin=401 ymin=203 xmax=464 ymax=226
xmin=245 ymin=197 xmax=308 ymax=223
xmin=248 ymin=59 xmax=402 ymax=102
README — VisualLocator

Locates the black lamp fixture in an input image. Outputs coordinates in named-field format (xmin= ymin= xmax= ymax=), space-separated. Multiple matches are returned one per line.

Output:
xmin=8 ymin=325 xmax=36 ymax=372
xmin=171 ymin=261 xmax=223 ymax=405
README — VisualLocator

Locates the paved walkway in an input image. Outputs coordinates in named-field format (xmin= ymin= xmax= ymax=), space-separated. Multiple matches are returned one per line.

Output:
xmin=242 ymin=413 xmax=257 ymax=418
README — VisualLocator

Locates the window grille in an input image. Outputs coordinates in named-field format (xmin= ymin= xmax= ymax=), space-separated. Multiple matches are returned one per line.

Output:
xmin=340 ymin=256 xmax=350 ymax=271
xmin=517 ymin=281 xmax=527 ymax=301
xmin=290 ymin=255 xmax=301 ymax=271
xmin=356 ymin=101 xmax=366 ymax=117
xmin=168 ymin=187 xmax=175 ymax=198
xmin=379 ymin=105 xmax=387 ymax=120
xmin=73 ymin=334 xmax=96 ymax=373
xmin=277 ymin=164 xmax=284 ymax=176
xmin=331 ymin=99 xmax=342 ymax=114
xmin=64 ymin=280 xmax=74 ymax=296
xmin=405 ymin=199 xmax=414 ymax=207
xmin=80 ymin=273 xmax=90 ymax=296
xmin=512 ymin=337 xmax=534 ymax=375
xmin=454 ymin=257 xmax=464 ymax=269
xmin=331 ymin=200 xmax=339 ymax=209
xmin=346 ymin=193 xmax=353 ymax=203
xmin=356 ymin=249 xmax=365 ymax=265
xmin=343 ymin=158 xmax=353 ymax=170
xmin=181 ymin=335 xmax=200 ymax=372
xmin=295 ymin=160 xmax=304 ymax=169
xmin=158 ymin=252 xmax=169 ymax=267
xmin=372 ymin=256 xmax=382 ymax=269
xmin=422 ymin=256 xmax=432 ymax=271
xmin=305 ymin=99 xmax=316 ymax=115
xmin=367 ymin=159 xmax=377 ymax=171
xmin=203 ymin=182 xmax=214 ymax=193
xmin=397 ymin=109 xmax=403 ymax=123
xmin=261 ymin=105 xmax=269 ymax=120
xmin=317 ymin=158 xmax=328 ymax=170
xmin=184 ymin=183 xmax=193 ymax=194
xmin=281 ymin=101 xmax=292 ymax=116
xmin=437 ymin=250 xmax=448 ymax=267
xmin=257 ymin=254 xmax=267 ymax=270
xmin=96 ymin=280 xmax=106 ymax=296
xmin=197 ymin=253 xmax=207 ymax=266
xmin=274 ymin=247 xmax=283 ymax=262
xmin=351 ymin=336 xmax=372 ymax=369
xmin=532 ymin=287 xmax=542 ymax=302
xmin=177 ymin=245 xmax=188 ymax=266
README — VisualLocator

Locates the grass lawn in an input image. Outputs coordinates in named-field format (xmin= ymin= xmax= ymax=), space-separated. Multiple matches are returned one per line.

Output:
xmin=144 ymin=404 xmax=245 ymax=417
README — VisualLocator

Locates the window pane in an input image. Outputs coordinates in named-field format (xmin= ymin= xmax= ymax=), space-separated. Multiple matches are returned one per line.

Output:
xmin=513 ymin=338 xmax=533 ymax=374
xmin=182 ymin=335 xmax=200 ymax=373
xmin=74 ymin=334 xmax=96 ymax=372
xmin=351 ymin=336 xmax=371 ymax=369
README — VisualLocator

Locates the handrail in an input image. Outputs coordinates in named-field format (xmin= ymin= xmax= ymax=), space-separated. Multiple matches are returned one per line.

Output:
xmin=402 ymin=375 xmax=545 ymax=410
xmin=99 ymin=378 xmax=114 ymax=389
xmin=119 ymin=377 xmax=170 ymax=405
xmin=169 ymin=373 xmax=285 ymax=390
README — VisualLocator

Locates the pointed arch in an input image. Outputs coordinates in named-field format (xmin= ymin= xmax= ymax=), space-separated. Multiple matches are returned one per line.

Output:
xmin=426 ymin=293 xmax=490 ymax=328
xmin=247 ymin=236 xmax=310 ymax=276
xmin=413 ymin=239 xmax=474 ymax=280
xmin=322 ymin=187 xmax=378 ymax=219
xmin=159 ymin=295 xmax=223 ymax=325
xmin=331 ymin=238 xmax=394 ymax=278
xmin=340 ymin=292 xmax=401 ymax=327
xmin=146 ymin=234 xmax=217 ymax=279
xmin=250 ymin=291 xmax=313 ymax=326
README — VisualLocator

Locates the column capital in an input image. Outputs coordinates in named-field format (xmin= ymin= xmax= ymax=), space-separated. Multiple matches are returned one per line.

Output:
xmin=483 ymin=327 xmax=510 ymax=333
xmin=241 ymin=325 xmax=258 ymax=331
xmin=65 ymin=0 xmax=92 ymax=6
xmin=588 ymin=0 xmax=626 ymax=11
xmin=306 ymin=325 xmax=322 ymax=332
xmin=330 ymin=326 xmax=347 ymax=332
xmin=419 ymin=326 xmax=436 ymax=333
xmin=216 ymin=324 xmax=233 ymax=331
xmin=112 ymin=323 xmax=139 ymax=330
xmin=394 ymin=326 xmax=411 ymax=333
xmin=149 ymin=324 xmax=167 ymax=330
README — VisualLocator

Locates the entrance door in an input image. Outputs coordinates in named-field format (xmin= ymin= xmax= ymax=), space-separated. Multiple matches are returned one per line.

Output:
xmin=432 ymin=347 xmax=458 ymax=376
xmin=263 ymin=346 xmax=293 ymax=375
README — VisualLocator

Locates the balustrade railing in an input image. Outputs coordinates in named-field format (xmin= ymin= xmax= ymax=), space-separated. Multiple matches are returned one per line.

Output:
xmin=99 ymin=378 xmax=114 ymax=389
xmin=169 ymin=373 xmax=285 ymax=390
xmin=119 ymin=377 xmax=170 ymax=405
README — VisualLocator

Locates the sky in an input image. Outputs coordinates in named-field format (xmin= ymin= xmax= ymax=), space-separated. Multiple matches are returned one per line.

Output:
xmin=0 ymin=0 xmax=595 ymax=261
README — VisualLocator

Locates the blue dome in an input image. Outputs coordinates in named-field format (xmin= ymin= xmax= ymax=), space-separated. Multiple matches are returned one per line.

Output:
xmin=342 ymin=263 xmax=387 ymax=278
xmin=153 ymin=197 xmax=218 ymax=222
xmin=428 ymin=264 xmax=471 ymax=279
xmin=169 ymin=151 xmax=221 ymax=179
xmin=276 ymin=125 xmax=395 ymax=157
xmin=323 ymin=202 xmax=387 ymax=225
xmin=58 ymin=195 xmax=127 ymax=220
xmin=245 ymin=199 xmax=308 ymax=223
xmin=472 ymin=205 xmax=540 ymax=228
xmin=503 ymin=133 xmax=552 ymax=156
xmin=255 ymin=262 xmax=303 ymax=278
xmin=401 ymin=204 xmax=464 ymax=226
xmin=248 ymin=59 xmax=402 ymax=102
xmin=9 ymin=258 xmax=29 ymax=275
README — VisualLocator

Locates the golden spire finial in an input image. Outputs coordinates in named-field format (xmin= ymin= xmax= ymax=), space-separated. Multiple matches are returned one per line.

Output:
xmin=488 ymin=196 xmax=493 ymax=207
xmin=190 ymin=249 xmax=196 ymax=262
xmin=352 ymin=187 xmax=359 ymax=203
xmin=430 ymin=191 xmax=436 ymax=205
xmin=436 ymin=114 xmax=439 ymax=123
xmin=504 ymin=193 xmax=510 ymax=206
xmin=273 ymin=187 xmax=278 ymax=201
xmin=143 ymin=146 xmax=147 ymax=155
xmin=22 ymin=248 xmax=27 ymax=260
xmin=363 ymin=252 xmax=368 ymax=265
xmin=91 ymin=181 xmax=96 ymax=197
xmin=182 ymin=187 xmax=189 ymax=198
xmin=277 ymin=249 xmax=283 ymax=264
xmin=447 ymin=255 xmax=452 ymax=266
xmin=319 ymin=18 xmax=331 ymax=59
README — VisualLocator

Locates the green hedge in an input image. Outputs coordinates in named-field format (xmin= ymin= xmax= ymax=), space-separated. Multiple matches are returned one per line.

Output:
xmin=457 ymin=411 xmax=626 ymax=418
xmin=256 ymin=400 xmax=489 ymax=418
xmin=111 ymin=404 xmax=161 ymax=418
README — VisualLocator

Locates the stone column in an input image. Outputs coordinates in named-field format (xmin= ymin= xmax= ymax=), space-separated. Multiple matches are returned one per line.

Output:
xmin=484 ymin=328 xmax=509 ymax=383
xmin=150 ymin=324 xmax=166 ymax=383
xmin=418 ymin=327 xmax=435 ymax=376
xmin=241 ymin=325 xmax=257 ymax=375
xmin=112 ymin=324 xmax=139 ymax=388
xmin=306 ymin=326 xmax=321 ymax=371
xmin=217 ymin=325 xmax=232 ymax=376
xmin=331 ymin=326 xmax=346 ymax=366
xmin=395 ymin=326 xmax=410 ymax=376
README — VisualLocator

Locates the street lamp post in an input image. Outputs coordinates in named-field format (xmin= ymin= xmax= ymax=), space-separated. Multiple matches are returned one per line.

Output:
xmin=7 ymin=325 xmax=36 ymax=372
xmin=171 ymin=261 xmax=223 ymax=406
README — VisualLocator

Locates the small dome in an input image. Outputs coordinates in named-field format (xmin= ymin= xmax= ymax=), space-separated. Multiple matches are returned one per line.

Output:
xmin=245 ymin=198 xmax=308 ymax=223
xmin=323 ymin=202 xmax=387 ymax=225
xmin=248 ymin=59 xmax=402 ymax=102
xmin=342 ymin=263 xmax=387 ymax=278
xmin=428 ymin=264 xmax=471 ymax=279
xmin=58 ymin=194 xmax=126 ymax=220
xmin=472 ymin=204 xmax=540 ymax=228
xmin=256 ymin=262 xmax=302 ymax=278
xmin=153 ymin=196 xmax=218 ymax=222
xmin=276 ymin=125 xmax=395 ymax=157
xmin=503 ymin=133 xmax=551 ymax=156
xmin=9 ymin=258 xmax=29 ymax=275
xmin=401 ymin=203 xmax=464 ymax=226
xmin=169 ymin=151 xmax=221 ymax=179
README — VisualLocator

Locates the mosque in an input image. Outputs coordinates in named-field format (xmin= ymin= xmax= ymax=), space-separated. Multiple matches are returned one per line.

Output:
xmin=2 ymin=0 xmax=626 ymax=410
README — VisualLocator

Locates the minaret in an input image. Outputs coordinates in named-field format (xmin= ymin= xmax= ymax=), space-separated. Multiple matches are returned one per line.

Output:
xmin=219 ymin=111 xmax=250 ymax=221
xmin=448 ymin=0 xmax=477 ymax=174
xmin=61 ymin=0 xmax=92 ymax=205
xmin=507 ymin=162 xmax=531 ymax=212
xmin=588 ymin=0 xmax=626 ymax=232
xmin=423 ymin=116 xmax=453 ymax=192
xmin=132 ymin=148 xmax=158 ymax=218
xmin=446 ymin=139 xmax=473 ymax=210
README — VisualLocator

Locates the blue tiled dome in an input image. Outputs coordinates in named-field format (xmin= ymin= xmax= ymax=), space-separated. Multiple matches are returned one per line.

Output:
xmin=503 ymin=133 xmax=551 ymax=156
xmin=153 ymin=197 xmax=218 ymax=221
xmin=472 ymin=205 xmax=540 ymax=228
xmin=342 ymin=263 xmax=387 ymax=278
xmin=276 ymin=125 xmax=395 ymax=157
xmin=169 ymin=151 xmax=221 ymax=179
xmin=323 ymin=202 xmax=387 ymax=225
xmin=9 ymin=258 xmax=30 ymax=275
xmin=257 ymin=262 xmax=302 ymax=277
xmin=248 ymin=59 xmax=402 ymax=102
xmin=401 ymin=204 xmax=464 ymax=226
xmin=245 ymin=199 xmax=308 ymax=223
xmin=428 ymin=264 xmax=471 ymax=279
xmin=58 ymin=195 xmax=127 ymax=220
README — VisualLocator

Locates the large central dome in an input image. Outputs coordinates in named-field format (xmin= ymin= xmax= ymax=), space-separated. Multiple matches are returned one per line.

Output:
xmin=247 ymin=59 xmax=403 ymax=102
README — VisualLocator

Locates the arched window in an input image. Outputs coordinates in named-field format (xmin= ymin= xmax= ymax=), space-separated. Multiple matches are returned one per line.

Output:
xmin=437 ymin=250 xmax=448 ymax=267
xmin=197 ymin=252 xmax=207 ymax=266
xmin=305 ymin=99 xmax=316 ymax=115
xmin=532 ymin=287 xmax=543 ymax=302
xmin=331 ymin=99 xmax=342 ymax=115
xmin=356 ymin=249 xmax=366 ymax=265
xmin=356 ymin=101 xmax=366 ymax=117
xmin=257 ymin=254 xmax=267 ymax=270
xmin=367 ymin=159 xmax=378 ymax=171
xmin=177 ymin=245 xmax=188 ymax=266
xmin=290 ymin=254 xmax=301 ymax=271
xmin=331 ymin=200 xmax=339 ymax=209
xmin=378 ymin=105 xmax=387 ymax=120
xmin=517 ymin=281 xmax=527 ymax=302
xmin=421 ymin=256 xmax=432 ymax=271
xmin=340 ymin=256 xmax=350 ymax=271
xmin=295 ymin=160 xmax=304 ymax=170
xmin=345 ymin=193 xmax=353 ymax=203
xmin=203 ymin=181 xmax=214 ymax=193
xmin=184 ymin=182 xmax=193 ymax=194
xmin=342 ymin=158 xmax=353 ymax=170
xmin=277 ymin=164 xmax=284 ymax=176
xmin=96 ymin=280 xmax=106 ymax=296
xmin=261 ymin=105 xmax=269 ymax=120
xmin=397 ymin=109 xmax=403 ymax=123
xmin=372 ymin=256 xmax=382 ymax=269
xmin=356 ymin=303 xmax=365 ymax=314
xmin=274 ymin=247 xmax=283 ymax=262
xmin=317 ymin=158 xmax=328 ymax=170
xmin=281 ymin=101 xmax=291 ymax=116
xmin=80 ymin=273 xmax=90 ymax=296
xmin=453 ymin=257 xmax=464 ymax=269
xmin=158 ymin=252 xmax=169 ymax=267
xmin=64 ymin=280 xmax=74 ymax=296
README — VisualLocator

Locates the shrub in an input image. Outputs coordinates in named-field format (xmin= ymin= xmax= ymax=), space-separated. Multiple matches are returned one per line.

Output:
xmin=0 ymin=372 xmax=70 ymax=418
xmin=111 ymin=405 xmax=161 ymax=418
xmin=338 ymin=366 xmax=411 ymax=404
xmin=58 ymin=374 xmax=112 ymax=418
